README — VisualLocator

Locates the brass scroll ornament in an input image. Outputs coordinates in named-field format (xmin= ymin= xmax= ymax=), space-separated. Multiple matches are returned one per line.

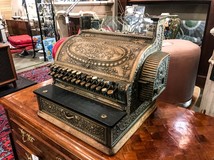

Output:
xmin=19 ymin=128 xmax=35 ymax=143
xmin=25 ymin=153 xmax=32 ymax=160
xmin=25 ymin=153 xmax=40 ymax=160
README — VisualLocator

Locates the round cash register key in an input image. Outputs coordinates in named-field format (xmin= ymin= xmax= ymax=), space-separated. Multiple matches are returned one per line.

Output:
xmin=96 ymin=86 xmax=102 ymax=91
xmin=67 ymin=69 xmax=72 ymax=73
xmin=101 ymin=88 xmax=108 ymax=94
xmin=90 ymin=84 xmax=97 ymax=90
xmin=75 ymin=79 xmax=81 ymax=84
xmin=107 ymin=90 xmax=114 ymax=95
xmin=71 ymin=78 xmax=77 ymax=83
xmin=80 ymin=81 xmax=86 ymax=86
xmin=92 ymin=76 xmax=98 ymax=80
xmin=76 ymin=71 xmax=81 ymax=75
xmin=72 ymin=70 xmax=77 ymax=74
xmin=85 ymin=83 xmax=91 ymax=88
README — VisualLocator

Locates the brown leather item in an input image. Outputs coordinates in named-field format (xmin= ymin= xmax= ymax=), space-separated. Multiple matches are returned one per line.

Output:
xmin=159 ymin=39 xmax=201 ymax=107
xmin=1 ymin=80 xmax=214 ymax=159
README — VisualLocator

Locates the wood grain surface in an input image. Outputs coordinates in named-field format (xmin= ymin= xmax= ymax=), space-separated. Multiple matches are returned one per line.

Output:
xmin=1 ymin=80 xmax=214 ymax=160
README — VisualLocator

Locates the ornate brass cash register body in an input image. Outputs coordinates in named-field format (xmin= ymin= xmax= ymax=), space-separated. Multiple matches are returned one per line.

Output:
xmin=34 ymin=17 xmax=170 ymax=155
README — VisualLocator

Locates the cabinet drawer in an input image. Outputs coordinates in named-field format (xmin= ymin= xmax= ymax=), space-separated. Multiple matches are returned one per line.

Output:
xmin=15 ymin=140 xmax=40 ymax=160
xmin=12 ymin=126 xmax=69 ymax=160
xmin=9 ymin=113 xmax=78 ymax=160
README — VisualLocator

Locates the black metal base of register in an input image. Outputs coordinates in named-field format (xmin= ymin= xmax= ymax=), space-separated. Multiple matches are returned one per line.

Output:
xmin=34 ymin=84 xmax=156 ymax=155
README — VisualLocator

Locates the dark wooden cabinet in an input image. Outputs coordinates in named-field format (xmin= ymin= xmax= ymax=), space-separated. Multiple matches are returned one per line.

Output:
xmin=6 ymin=20 xmax=31 ymax=36
xmin=0 ymin=44 xmax=17 ymax=87
xmin=9 ymin=111 xmax=77 ymax=160
xmin=119 ymin=0 xmax=214 ymax=88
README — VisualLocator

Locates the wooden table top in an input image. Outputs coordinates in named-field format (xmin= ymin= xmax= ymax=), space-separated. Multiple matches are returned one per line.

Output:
xmin=1 ymin=80 xmax=214 ymax=160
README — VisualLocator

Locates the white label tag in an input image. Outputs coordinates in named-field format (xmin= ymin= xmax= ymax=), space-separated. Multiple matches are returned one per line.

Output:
xmin=32 ymin=154 xmax=39 ymax=160
xmin=65 ymin=16 xmax=69 ymax=24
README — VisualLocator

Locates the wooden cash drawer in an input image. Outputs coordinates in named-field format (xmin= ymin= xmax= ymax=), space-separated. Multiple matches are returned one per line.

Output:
xmin=8 ymin=111 xmax=79 ymax=160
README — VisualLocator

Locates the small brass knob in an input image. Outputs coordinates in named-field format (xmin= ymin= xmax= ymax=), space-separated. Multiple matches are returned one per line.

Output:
xmin=42 ymin=90 xmax=48 ymax=93
xmin=101 ymin=114 xmax=107 ymax=119
xmin=107 ymin=90 xmax=114 ymax=95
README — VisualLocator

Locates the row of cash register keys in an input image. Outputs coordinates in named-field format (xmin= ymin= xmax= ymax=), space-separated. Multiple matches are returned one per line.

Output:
xmin=48 ymin=64 xmax=127 ymax=104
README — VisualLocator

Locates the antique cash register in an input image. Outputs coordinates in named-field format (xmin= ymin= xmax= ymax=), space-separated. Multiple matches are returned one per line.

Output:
xmin=34 ymin=16 xmax=170 ymax=155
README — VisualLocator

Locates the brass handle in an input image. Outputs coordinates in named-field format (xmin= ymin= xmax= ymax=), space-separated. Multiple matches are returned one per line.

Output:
xmin=19 ymin=128 xmax=35 ymax=143
xmin=25 ymin=153 xmax=32 ymax=160
xmin=64 ymin=112 xmax=79 ymax=120
xmin=25 ymin=153 xmax=40 ymax=160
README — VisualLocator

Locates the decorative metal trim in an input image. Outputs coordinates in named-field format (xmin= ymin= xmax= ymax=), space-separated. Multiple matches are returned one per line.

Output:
xmin=111 ymin=101 xmax=152 ymax=145
xmin=38 ymin=97 xmax=107 ymax=144
xmin=25 ymin=153 xmax=32 ymax=160
xmin=54 ymin=80 xmax=126 ymax=111
xmin=56 ymin=31 xmax=150 ymax=82
xmin=138 ymin=52 xmax=170 ymax=101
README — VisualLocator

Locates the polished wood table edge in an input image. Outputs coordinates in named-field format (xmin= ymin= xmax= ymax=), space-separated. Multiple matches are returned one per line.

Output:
xmin=0 ymin=80 xmax=108 ymax=160
xmin=1 ymin=80 xmax=214 ymax=160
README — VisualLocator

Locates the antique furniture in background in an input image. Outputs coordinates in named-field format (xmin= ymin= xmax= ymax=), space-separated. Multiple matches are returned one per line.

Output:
xmin=0 ymin=44 xmax=17 ymax=88
xmin=6 ymin=20 xmax=30 ymax=36
xmin=6 ymin=20 xmax=35 ymax=57
xmin=1 ymin=80 xmax=214 ymax=159
xmin=53 ymin=0 xmax=117 ymax=18
xmin=118 ymin=0 xmax=214 ymax=88
xmin=158 ymin=39 xmax=201 ymax=107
